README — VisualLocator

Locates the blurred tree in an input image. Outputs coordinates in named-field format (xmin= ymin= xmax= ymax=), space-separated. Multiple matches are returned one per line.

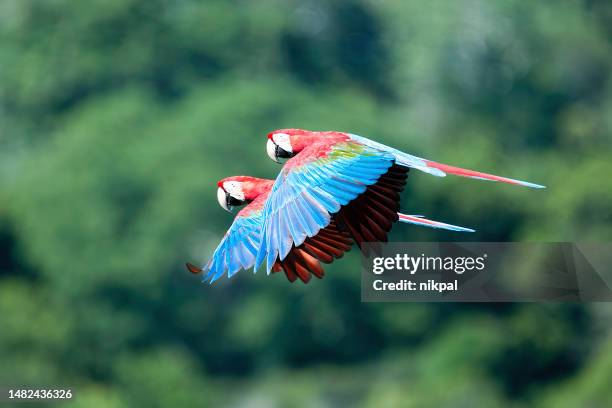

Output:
xmin=0 ymin=0 xmax=611 ymax=406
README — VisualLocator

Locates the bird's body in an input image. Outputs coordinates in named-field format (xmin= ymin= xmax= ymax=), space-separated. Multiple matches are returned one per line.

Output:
xmin=194 ymin=176 xmax=353 ymax=283
xmin=259 ymin=129 xmax=544 ymax=274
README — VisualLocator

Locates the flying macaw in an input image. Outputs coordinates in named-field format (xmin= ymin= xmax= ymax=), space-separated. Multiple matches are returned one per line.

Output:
xmin=258 ymin=129 xmax=545 ymax=274
xmin=188 ymin=175 xmax=475 ymax=284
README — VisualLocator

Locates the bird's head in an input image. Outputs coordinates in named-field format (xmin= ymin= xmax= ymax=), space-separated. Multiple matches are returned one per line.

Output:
xmin=266 ymin=129 xmax=317 ymax=163
xmin=216 ymin=176 xmax=273 ymax=212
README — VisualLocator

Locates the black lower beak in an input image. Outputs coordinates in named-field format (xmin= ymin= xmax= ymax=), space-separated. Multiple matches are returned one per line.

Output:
xmin=226 ymin=193 xmax=244 ymax=207
xmin=276 ymin=145 xmax=293 ymax=160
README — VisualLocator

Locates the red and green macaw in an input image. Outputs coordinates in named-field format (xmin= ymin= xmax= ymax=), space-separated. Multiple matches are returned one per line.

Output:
xmin=188 ymin=175 xmax=475 ymax=283
xmin=257 ymin=129 xmax=544 ymax=275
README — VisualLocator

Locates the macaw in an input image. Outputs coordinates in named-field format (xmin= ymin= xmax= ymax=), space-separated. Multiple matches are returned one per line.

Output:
xmin=188 ymin=175 xmax=475 ymax=284
xmin=258 ymin=129 xmax=544 ymax=274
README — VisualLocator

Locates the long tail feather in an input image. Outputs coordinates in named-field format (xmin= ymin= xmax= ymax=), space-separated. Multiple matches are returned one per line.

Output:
xmin=348 ymin=134 xmax=545 ymax=188
xmin=397 ymin=213 xmax=475 ymax=232
xmin=423 ymin=161 xmax=545 ymax=189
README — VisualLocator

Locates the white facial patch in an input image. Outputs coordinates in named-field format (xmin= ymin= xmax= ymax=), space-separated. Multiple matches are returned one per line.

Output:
xmin=222 ymin=181 xmax=245 ymax=201
xmin=272 ymin=133 xmax=292 ymax=154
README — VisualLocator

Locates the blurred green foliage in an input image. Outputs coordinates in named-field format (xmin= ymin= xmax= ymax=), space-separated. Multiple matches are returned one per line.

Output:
xmin=1 ymin=0 xmax=611 ymax=406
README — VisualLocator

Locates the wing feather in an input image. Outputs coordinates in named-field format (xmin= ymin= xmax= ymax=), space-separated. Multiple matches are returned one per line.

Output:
xmin=202 ymin=212 xmax=264 ymax=283
xmin=256 ymin=140 xmax=395 ymax=274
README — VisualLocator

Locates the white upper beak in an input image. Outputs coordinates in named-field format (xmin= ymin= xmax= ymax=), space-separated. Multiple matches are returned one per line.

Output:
xmin=266 ymin=138 xmax=279 ymax=163
xmin=217 ymin=187 xmax=231 ymax=212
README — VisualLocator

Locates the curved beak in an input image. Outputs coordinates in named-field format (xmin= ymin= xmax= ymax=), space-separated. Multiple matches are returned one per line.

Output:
xmin=216 ymin=187 xmax=231 ymax=212
xmin=266 ymin=138 xmax=293 ymax=164
xmin=266 ymin=138 xmax=280 ymax=163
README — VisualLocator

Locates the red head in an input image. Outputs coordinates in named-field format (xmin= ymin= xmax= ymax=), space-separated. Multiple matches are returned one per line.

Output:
xmin=216 ymin=176 xmax=274 ymax=212
xmin=266 ymin=129 xmax=318 ymax=163
xmin=266 ymin=129 xmax=350 ymax=163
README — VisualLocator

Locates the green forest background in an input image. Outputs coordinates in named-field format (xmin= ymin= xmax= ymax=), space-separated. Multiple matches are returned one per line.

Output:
xmin=1 ymin=0 xmax=612 ymax=406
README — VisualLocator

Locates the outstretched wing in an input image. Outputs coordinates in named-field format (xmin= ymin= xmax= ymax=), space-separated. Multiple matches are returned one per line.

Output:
xmin=349 ymin=134 xmax=545 ymax=188
xmin=202 ymin=212 xmax=264 ymax=283
xmin=255 ymin=139 xmax=396 ymax=273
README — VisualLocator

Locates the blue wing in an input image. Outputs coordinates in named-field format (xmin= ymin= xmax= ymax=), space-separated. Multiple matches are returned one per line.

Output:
xmin=203 ymin=212 xmax=264 ymax=283
xmin=255 ymin=140 xmax=396 ymax=274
